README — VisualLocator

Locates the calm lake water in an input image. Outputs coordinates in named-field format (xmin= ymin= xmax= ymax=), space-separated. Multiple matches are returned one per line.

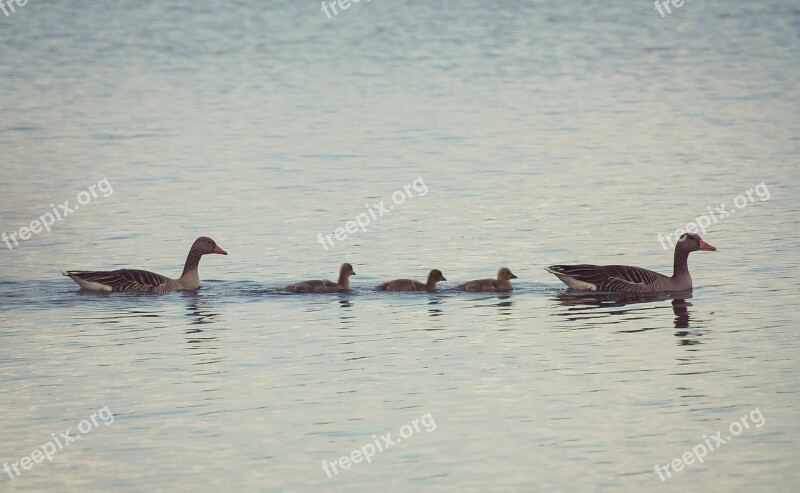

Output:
xmin=1 ymin=1 xmax=799 ymax=491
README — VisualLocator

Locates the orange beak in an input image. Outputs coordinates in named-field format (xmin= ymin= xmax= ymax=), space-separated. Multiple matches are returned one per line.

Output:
xmin=699 ymin=240 xmax=716 ymax=251
xmin=213 ymin=245 xmax=228 ymax=255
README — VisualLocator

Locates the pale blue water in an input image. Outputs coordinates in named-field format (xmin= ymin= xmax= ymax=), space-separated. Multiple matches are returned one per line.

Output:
xmin=1 ymin=1 xmax=799 ymax=492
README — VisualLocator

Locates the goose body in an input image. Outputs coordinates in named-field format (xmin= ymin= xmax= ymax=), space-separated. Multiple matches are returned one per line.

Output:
xmin=546 ymin=233 xmax=716 ymax=293
xmin=455 ymin=267 xmax=517 ymax=292
xmin=376 ymin=269 xmax=447 ymax=292
xmin=62 ymin=237 xmax=227 ymax=293
xmin=286 ymin=263 xmax=355 ymax=293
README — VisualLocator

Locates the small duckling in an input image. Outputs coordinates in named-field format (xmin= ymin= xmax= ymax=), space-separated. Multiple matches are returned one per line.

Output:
xmin=455 ymin=267 xmax=517 ymax=292
xmin=285 ymin=263 xmax=355 ymax=293
xmin=376 ymin=269 xmax=447 ymax=292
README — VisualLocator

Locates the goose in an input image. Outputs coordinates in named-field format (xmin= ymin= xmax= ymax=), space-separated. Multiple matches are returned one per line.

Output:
xmin=285 ymin=263 xmax=355 ymax=293
xmin=376 ymin=269 xmax=447 ymax=292
xmin=455 ymin=267 xmax=518 ymax=292
xmin=62 ymin=236 xmax=227 ymax=293
xmin=546 ymin=233 xmax=716 ymax=293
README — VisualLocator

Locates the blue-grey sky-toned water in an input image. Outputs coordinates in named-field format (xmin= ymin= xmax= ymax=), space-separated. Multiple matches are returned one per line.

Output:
xmin=1 ymin=1 xmax=798 ymax=492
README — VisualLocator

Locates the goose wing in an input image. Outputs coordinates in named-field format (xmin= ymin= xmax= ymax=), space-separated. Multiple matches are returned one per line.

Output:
xmin=64 ymin=269 xmax=171 ymax=293
xmin=547 ymin=264 xmax=661 ymax=293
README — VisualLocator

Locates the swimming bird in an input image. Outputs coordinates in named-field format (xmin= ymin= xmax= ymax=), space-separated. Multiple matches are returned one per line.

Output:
xmin=62 ymin=236 xmax=227 ymax=293
xmin=285 ymin=263 xmax=355 ymax=293
xmin=545 ymin=233 xmax=716 ymax=293
xmin=376 ymin=269 xmax=447 ymax=292
xmin=455 ymin=267 xmax=518 ymax=292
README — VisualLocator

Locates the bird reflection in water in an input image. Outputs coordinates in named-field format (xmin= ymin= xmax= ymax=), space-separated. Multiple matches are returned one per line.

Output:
xmin=182 ymin=292 xmax=222 ymax=348
xmin=183 ymin=292 xmax=221 ymax=326
xmin=552 ymin=290 xmax=705 ymax=344
xmin=496 ymin=293 xmax=514 ymax=317
xmin=672 ymin=298 xmax=691 ymax=329
xmin=671 ymin=298 xmax=706 ymax=346
xmin=174 ymin=293 xmax=226 ymax=374
xmin=427 ymin=295 xmax=445 ymax=318
xmin=337 ymin=294 xmax=355 ymax=329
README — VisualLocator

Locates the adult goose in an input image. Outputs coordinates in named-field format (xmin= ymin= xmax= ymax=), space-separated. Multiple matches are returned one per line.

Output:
xmin=546 ymin=233 xmax=716 ymax=293
xmin=285 ymin=263 xmax=355 ymax=293
xmin=62 ymin=236 xmax=227 ymax=293
xmin=455 ymin=267 xmax=518 ymax=292
xmin=376 ymin=269 xmax=447 ymax=292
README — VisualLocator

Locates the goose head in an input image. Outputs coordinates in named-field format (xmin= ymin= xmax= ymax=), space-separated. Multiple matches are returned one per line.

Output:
xmin=497 ymin=267 xmax=518 ymax=282
xmin=428 ymin=269 xmax=447 ymax=283
xmin=678 ymin=233 xmax=716 ymax=253
xmin=193 ymin=236 xmax=227 ymax=255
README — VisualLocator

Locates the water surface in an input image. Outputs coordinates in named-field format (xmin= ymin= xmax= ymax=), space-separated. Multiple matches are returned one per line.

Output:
xmin=1 ymin=1 xmax=799 ymax=491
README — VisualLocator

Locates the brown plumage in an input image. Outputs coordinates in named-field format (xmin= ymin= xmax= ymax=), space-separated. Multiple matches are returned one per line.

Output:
xmin=376 ymin=269 xmax=447 ymax=292
xmin=62 ymin=237 xmax=227 ymax=293
xmin=546 ymin=233 xmax=716 ymax=293
xmin=285 ymin=263 xmax=355 ymax=293
xmin=455 ymin=267 xmax=518 ymax=292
